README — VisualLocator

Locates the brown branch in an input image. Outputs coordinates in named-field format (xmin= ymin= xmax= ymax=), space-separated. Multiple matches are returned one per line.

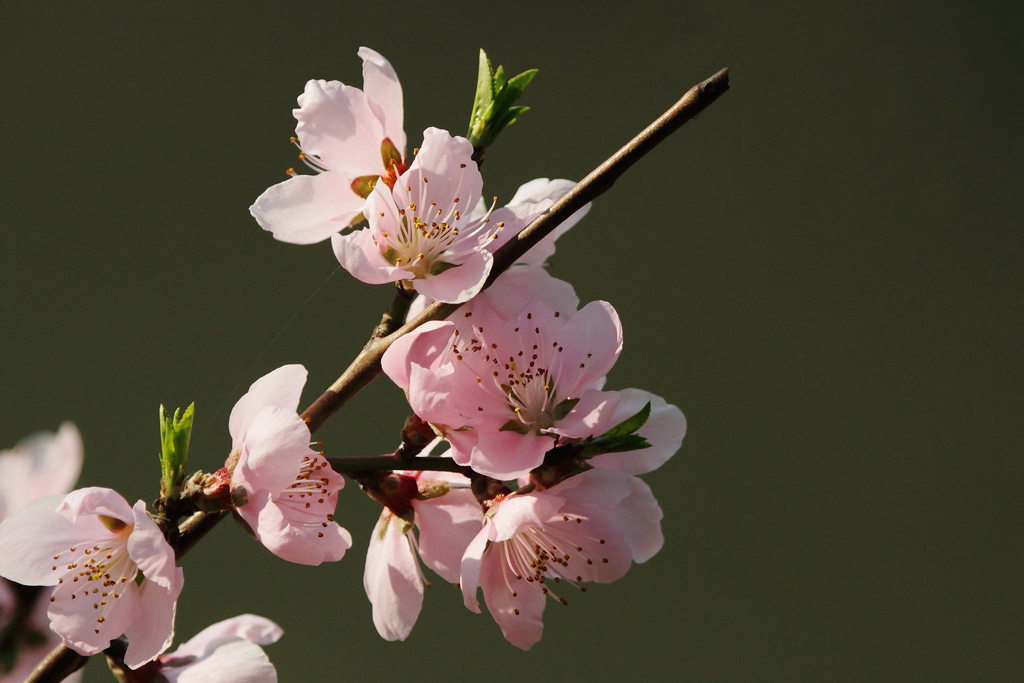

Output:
xmin=24 ymin=66 xmax=729 ymax=683
xmin=300 ymin=67 xmax=730 ymax=434
xmin=24 ymin=643 xmax=87 ymax=683
xmin=169 ymin=67 xmax=728 ymax=570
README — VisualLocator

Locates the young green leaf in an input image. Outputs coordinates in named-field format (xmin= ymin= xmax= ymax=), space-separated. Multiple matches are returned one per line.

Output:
xmin=601 ymin=401 xmax=651 ymax=439
xmin=159 ymin=403 xmax=194 ymax=501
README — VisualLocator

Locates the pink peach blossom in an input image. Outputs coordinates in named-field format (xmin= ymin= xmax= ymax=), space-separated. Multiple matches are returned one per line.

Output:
xmin=250 ymin=47 xmax=405 ymax=244
xmin=460 ymin=468 xmax=663 ymax=650
xmin=0 ymin=424 xmax=85 ymax=682
xmin=156 ymin=614 xmax=282 ymax=683
xmin=227 ymin=365 xmax=352 ymax=566
xmin=364 ymin=469 xmax=482 ymax=641
xmin=0 ymin=488 xmax=184 ymax=668
xmin=385 ymin=268 xmax=686 ymax=479
xmin=332 ymin=128 xmax=543 ymax=303
xmin=382 ymin=268 xmax=622 ymax=479
xmin=0 ymin=422 xmax=83 ymax=522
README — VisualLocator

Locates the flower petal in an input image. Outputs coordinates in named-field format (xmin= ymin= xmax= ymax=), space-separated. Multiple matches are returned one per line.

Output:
xmin=363 ymin=513 xmax=422 ymax=641
xmin=380 ymin=320 xmax=455 ymax=391
xmin=468 ymin=429 xmax=553 ymax=481
xmin=169 ymin=639 xmax=277 ymax=683
xmin=586 ymin=389 xmax=686 ymax=474
xmin=251 ymin=496 xmax=352 ymax=566
xmin=250 ymin=172 xmax=365 ymax=245
xmin=0 ymin=422 xmax=83 ymax=520
xmin=358 ymin=47 xmax=405 ymax=155
xmin=294 ymin=80 xmax=385 ymax=177
xmin=127 ymin=501 xmax=178 ymax=591
xmin=459 ymin=526 xmax=491 ymax=613
xmin=413 ymin=489 xmax=482 ymax=584
xmin=555 ymin=300 xmax=623 ymax=394
xmin=234 ymin=408 xmax=314 ymax=496
xmin=122 ymin=567 xmax=184 ymax=668
xmin=507 ymin=178 xmax=591 ymax=266
xmin=0 ymin=495 xmax=95 ymax=586
xmin=413 ymin=248 xmax=492 ymax=304
xmin=171 ymin=614 xmax=283 ymax=660
xmin=48 ymin=575 xmax=140 ymax=657
xmin=228 ymin=365 xmax=308 ymax=448
xmin=331 ymin=227 xmax=407 ymax=286
xmin=478 ymin=542 xmax=546 ymax=651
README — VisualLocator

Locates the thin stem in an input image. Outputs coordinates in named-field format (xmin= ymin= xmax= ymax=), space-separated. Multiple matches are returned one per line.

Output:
xmin=24 ymin=644 xmax=87 ymax=683
xmin=300 ymin=67 xmax=730 ymax=434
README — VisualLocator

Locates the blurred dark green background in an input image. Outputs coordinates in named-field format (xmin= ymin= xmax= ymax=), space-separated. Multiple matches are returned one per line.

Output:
xmin=1 ymin=1 xmax=1021 ymax=681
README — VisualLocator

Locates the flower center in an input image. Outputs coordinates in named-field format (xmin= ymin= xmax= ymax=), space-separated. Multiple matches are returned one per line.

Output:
xmin=48 ymin=532 xmax=137 ymax=635
xmin=450 ymin=308 xmax=587 ymax=433
xmin=495 ymin=514 xmax=608 ymax=610
xmin=374 ymin=169 xmax=499 ymax=279
xmin=278 ymin=454 xmax=339 ymax=540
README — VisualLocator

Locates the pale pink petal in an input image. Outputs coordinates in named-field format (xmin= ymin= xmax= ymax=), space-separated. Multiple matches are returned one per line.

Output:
xmin=443 ymin=430 xmax=478 ymax=468
xmin=413 ymin=489 xmax=482 ymax=584
xmin=171 ymin=615 xmax=282 ymax=660
xmin=228 ymin=365 xmax=307 ymax=447
xmin=616 ymin=476 xmax=664 ymax=563
xmin=168 ymin=640 xmax=277 ymax=683
xmin=468 ymin=267 xmax=579 ymax=321
xmin=468 ymin=429 xmax=553 ymax=481
xmin=122 ymin=566 xmax=183 ymax=668
xmin=251 ymin=497 xmax=352 ymax=566
xmin=234 ymin=408 xmax=314 ymax=495
xmin=358 ymin=47 xmax=405 ymax=154
xmin=60 ymin=487 xmax=134 ymax=526
xmin=404 ymin=129 xmax=479 ymax=212
xmin=0 ymin=423 xmax=83 ymax=519
xmin=587 ymin=389 xmax=686 ymax=474
xmin=555 ymin=301 xmax=623 ymax=393
xmin=406 ymin=364 xmax=463 ymax=427
xmin=459 ymin=527 xmax=491 ymax=613
xmin=488 ymin=493 xmax=564 ymax=543
xmin=48 ymin=579 xmax=139 ymax=657
xmin=412 ymin=248 xmax=492 ymax=304
xmin=477 ymin=543 xmax=546 ymax=651
xmin=294 ymin=80 xmax=384 ymax=176
xmin=127 ymin=501 xmax=178 ymax=591
xmin=363 ymin=513 xmax=422 ymax=641
xmin=249 ymin=172 xmax=364 ymax=245
xmin=331 ymin=229 xmax=406 ymax=285
xmin=547 ymin=389 xmax=621 ymax=440
xmin=0 ymin=495 xmax=92 ymax=585
xmin=380 ymin=320 xmax=454 ymax=390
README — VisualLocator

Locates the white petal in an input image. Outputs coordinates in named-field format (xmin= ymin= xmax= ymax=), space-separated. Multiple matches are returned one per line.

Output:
xmin=170 ymin=640 xmax=277 ymax=683
xmin=170 ymin=615 xmax=282 ymax=660
xmin=127 ymin=501 xmax=178 ymax=591
xmin=250 ymin=172 xmax=364 ymax=245
xmin=413 ymin=489 xmax=482 ymax=584
xmin=358 ymin=47 xmax=405 ymax=155
xmin=294 ymin=80 xmax=385 ymax=176
xmin=363 ymin=513 xmax=422 ymax=641
xmin=123 ymin=567 xmax=183 ymax=668
xmin=228 ymin=365 xmax=307 ymax=447
xmin=413 ymin=248 xmax=492 ymax=304
xmin=0 ymin=494 xmax=112 ymax=586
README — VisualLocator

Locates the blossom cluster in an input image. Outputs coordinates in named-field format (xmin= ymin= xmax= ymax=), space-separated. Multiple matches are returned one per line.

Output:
xmin=253 ymin=47 xmax=686 ymax=649
xmin=0 ymin=46 xmax=689 ymax=680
